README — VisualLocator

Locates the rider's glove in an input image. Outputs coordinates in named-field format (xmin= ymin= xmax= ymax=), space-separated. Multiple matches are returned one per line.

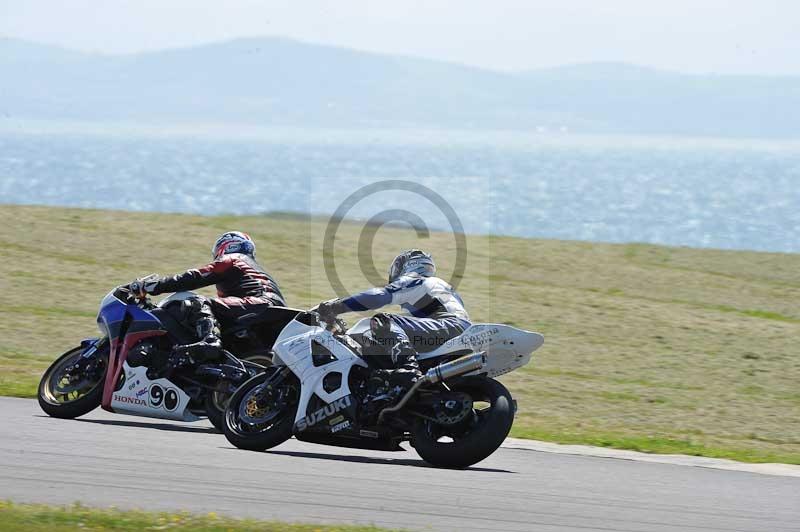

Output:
xmin=127 ymin=280 xmax=146 ymax=298
xmin=316 ymin=298 xmax=346 ymax=322
xmin=127 ymin=279 xmax=158 ymax=298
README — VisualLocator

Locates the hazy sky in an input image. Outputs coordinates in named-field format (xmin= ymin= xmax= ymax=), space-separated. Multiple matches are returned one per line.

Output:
xmin=2 ymin=0 xmax=798 ymax=75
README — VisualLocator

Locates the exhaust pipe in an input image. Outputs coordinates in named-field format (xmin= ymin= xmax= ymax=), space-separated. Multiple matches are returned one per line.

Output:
xmin=424 ymin=352 xmax=486 ymax=384
xmin=377 ymin=352 xmax=486 ymax=423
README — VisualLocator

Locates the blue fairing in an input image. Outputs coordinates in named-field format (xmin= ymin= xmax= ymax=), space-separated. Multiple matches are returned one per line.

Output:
xmin=128 ymin=303 xmax=162 ymax=325
xmin=96 ymin=291 xmax=163 ymax=340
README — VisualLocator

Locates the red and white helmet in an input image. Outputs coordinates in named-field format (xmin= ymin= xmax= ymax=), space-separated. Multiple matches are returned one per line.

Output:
xmin=212 ymin=231 xmax=255 ymax=260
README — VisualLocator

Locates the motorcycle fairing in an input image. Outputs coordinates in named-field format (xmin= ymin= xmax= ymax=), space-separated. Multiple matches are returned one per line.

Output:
xmin=421 ymin=324 xmax=543 ymax=377
xmin=156 ymin=291 xmax=199 ymax=307
xmin=97 ymin=290 xmax=169 ymax=411
xmin=347 ymin=319 xmax=544 ymax=378
xmin=272 ymin=320 xmax=368 ymax=428
xmin=109 ymin=362 xmax=199 ymax=421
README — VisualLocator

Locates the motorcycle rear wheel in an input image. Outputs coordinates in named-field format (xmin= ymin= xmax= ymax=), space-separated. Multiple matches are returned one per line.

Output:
xmin=205 ymin=360 xmax=267 ymax=433
xmin=205 ymin=391 xmax=227 ymax=433
xmin=223 ymin=368 xmax=298 ymax=451
xmin=411 ymin=376 xmax=514 ymax=469
xmin=38 ymin=346 xmax=106 ymax=419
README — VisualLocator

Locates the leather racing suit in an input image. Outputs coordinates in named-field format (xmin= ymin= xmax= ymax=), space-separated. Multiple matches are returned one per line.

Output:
xmin=320 ymin=275 xmax=471 ymax=382
xmin=143 ymin=253 xmax=286 ymax=362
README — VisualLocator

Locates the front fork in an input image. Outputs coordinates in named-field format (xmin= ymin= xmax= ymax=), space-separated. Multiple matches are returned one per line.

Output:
xmin=79 ymin=337 xmax=102 ymax=357
xmin=67 ymin=337 xmax=107 ymax=373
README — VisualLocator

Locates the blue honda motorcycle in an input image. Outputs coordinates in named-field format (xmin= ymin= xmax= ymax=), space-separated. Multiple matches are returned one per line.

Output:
xmin=38 ymin=280 xmax=300 ymax=431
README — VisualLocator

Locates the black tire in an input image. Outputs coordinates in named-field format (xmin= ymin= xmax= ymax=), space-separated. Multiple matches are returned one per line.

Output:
xmin=205 ymin=392 xmax=226 ymax=433
xmin=206 ymin=360 xmax=266 ymax=433
xmin=38 ymin=346 xmax=106 ymax=419
xmin=411 ymin=377 xmax=514 ymax=469
xmin=223 ymin=368 xmax=298 ymax=451
xmin=241 ymin=353 xmax=272 ymax=368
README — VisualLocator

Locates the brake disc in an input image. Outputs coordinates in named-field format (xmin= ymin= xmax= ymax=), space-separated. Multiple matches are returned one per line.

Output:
xmin=53 ymin=365 xmax=93 ymax=395
xmin=433 ymin=392 xmax=473 ymax=425
xmin=239 ymin=384 xmax=282 ymax=425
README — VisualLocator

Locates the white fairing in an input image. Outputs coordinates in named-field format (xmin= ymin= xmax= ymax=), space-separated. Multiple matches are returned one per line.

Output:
xmin=421 ymin=324 xmax=543 ymax=377
xmin=273 ymin=320 xmax=368 ymax=425
xmin=109 ymin=362 xmax=199 ymax=421
xmin=346 ymin=317 xmax=404 ymax=337
xmin=348 ymin=319 xmax=543 ymax=378
xmin=156 ymin=291 xmax=198 ymax=307
xmin=275 ymin=317 xmax=543 ymax=426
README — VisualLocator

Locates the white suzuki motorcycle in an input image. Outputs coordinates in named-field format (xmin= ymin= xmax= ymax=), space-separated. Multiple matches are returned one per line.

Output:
xmin=223 ymin=311 xmax=543 ymax=468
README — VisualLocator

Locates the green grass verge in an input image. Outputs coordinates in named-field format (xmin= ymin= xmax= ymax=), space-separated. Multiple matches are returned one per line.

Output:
xmin=509 ymin=426 xmax=800 ymax=464
xmin=0 ymin=501 xmax=397 ymax=532
xmin=0 ymin=376 xmax=39 ymax=399
xmin=1 ymin=205 xmax=798 ymax=464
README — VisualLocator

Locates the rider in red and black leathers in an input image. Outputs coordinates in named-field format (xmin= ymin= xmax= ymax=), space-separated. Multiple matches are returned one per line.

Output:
xmin=131 ymin=232 xmax=285 ymax=364
xmin=145 ymin=252 xmax=285 ymax=324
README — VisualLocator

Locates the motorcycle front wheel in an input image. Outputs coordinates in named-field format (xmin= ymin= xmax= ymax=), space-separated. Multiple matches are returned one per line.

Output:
xmin=411 ymin=376 xmax=514 ymax=469
xmin=38 ymin=345 xmax=107 ymax=419
xmin=223 ymin=367 xmax=298 ymax=451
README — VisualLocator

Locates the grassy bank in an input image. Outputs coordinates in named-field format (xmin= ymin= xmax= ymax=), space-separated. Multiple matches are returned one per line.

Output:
xmin=0 ymin=205 xmax=798 ymax=463
xmin=0 ymin=501 xmax=395 ymax=531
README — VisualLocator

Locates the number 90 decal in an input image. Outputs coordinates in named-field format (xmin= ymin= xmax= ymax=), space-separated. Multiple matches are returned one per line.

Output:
xmin=148 ymin=384 xmax=180 ymax=411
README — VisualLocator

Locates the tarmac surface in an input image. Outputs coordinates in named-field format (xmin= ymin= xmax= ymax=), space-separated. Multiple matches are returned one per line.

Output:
xmin=1 ymin=397 xmax=797 ymax=531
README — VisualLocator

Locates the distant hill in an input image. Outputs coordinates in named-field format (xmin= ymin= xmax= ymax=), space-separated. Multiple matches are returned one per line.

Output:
xmin=521 ymin=61 xmax=675 ymax=81
xmin=1 ymin=37 xmax=799 ymax=137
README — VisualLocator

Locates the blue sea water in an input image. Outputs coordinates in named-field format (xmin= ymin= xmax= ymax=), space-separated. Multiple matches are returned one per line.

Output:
xmin=1 ymin=127 xmax=798 ymax=253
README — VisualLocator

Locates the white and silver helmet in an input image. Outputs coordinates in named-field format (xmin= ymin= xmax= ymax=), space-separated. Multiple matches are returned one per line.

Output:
xmin=388 ymin=249 xmax=436 ymax=282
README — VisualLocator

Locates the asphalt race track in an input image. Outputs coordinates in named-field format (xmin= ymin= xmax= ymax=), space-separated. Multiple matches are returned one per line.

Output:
xmin=1 ymin=397 xmax=797 ymax=532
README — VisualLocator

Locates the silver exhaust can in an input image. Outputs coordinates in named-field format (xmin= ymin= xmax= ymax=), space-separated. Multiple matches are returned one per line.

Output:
xmin=425 ymin=352 xmax=486 ymax=384
xmin=377 ymin=352 xmax=487 ymax=423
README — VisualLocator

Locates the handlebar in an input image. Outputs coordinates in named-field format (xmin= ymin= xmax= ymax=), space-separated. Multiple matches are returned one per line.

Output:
xmin=115 ymin=283 xmax=153 ymax=309
xmin=308 ymin=309 xmax=347 ymax=335
xmin=327 ymin=317 xmax=348 ymax=335
xmin=128 ymin=274 xmax=159 ymax=307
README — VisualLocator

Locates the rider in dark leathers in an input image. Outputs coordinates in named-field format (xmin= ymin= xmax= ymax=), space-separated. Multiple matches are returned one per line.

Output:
xmin=130 ymin=232 xmax=285 ymax=364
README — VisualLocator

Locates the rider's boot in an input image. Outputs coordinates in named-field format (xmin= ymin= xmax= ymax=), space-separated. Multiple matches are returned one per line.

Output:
xmin=387 ymin=340 xmax=422 ymax=390
xmin=169 ymin=338 xmax=222 ymax=367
